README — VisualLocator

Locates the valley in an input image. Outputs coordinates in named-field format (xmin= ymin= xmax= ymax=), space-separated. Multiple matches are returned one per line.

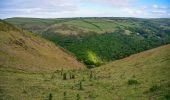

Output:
xmin=6 ymin=17 xmax=170 ymax=67
xmin=0 ymin=18 xmax=170 ymax=100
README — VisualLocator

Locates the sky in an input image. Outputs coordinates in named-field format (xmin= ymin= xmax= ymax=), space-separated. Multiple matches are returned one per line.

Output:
xmin=0 ymin=0 xmax=170 ymax=19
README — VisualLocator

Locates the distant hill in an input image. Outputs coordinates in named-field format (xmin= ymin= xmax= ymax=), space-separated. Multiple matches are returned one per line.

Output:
xmin=0 ymin=20 xmax=85 ymax=72
xmin=5 ymin=17 xmax=170 ymax=67
xmin=5 ymin=17 xmax=170 ymax=35
xmin=5 ymin=17 xmax=73 ymax=34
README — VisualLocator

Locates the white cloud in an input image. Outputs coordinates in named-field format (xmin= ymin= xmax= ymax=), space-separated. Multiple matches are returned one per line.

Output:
xmin=0 ymin=0 xmax=170 ymax=18
xmin=152 ymin=4 xmax=169 ymax=9
xmin=84 ymin=0 xmax=133 ymax=7
xmin=152 ymin=10 xmax=167 ymax=14
xmin=153 ymin=4 xmax=158 ymax=8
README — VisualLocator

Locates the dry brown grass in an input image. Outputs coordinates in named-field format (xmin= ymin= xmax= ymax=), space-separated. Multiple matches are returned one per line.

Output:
xmin=0 ymin=22 xmax=85 ymax=73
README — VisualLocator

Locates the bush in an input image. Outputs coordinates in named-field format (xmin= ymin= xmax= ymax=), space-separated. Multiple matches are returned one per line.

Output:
xmin=72 ymin=75 xmax=75 ymax=79
xmin=48 ymin=93 xmax=52 ymax=100
xmin=63 ymin=91 xmax=67 ymax=100
xmin=165 ymin=94 xmax=170 ymax=99
xmin=79 ymin=81 xmax=83 ymax=90
xmin=63 ymin=73 xmax=67 ymax=80
xmin=128 ymin=79 xmax=139 ymax=85
xmin=76 ymin=94 xmax=80 ymax=100
xmin=90 ymin=71 xmax=93 ymax=80
xmin=149 ymin=85 xmax=160 ymax=92
xmin=69 ymin=73 xmax=75 ymax=79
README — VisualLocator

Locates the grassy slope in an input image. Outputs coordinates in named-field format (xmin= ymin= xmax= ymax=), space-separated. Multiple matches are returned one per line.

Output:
xmin=1 ymin=44 xmax=169 ymax=100
xmin=0 ymin=20 xmax=85 ymax=73
xmin=94 ymin=44 xmax=170 ymax=99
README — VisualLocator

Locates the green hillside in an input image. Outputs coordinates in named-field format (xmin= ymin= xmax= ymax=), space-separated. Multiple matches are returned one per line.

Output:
xmin=0 ymin=20 xmax=85 ymax=72
xmin=5 ymin=18 xmax=170 ymax=67
xmin=1 ymin=44 xmax=169 ymax=100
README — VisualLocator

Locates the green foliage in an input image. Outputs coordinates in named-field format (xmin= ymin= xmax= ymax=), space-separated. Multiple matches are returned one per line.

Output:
xmin=71 ymin=74 xmax=75 ymax=79
xmin=76 ymin=94 xmax=80 ymax=100
xmin=40 ymin=18 xmax=170 ymax=68
xmin=48 ymin=93 xmax=52 ymax=100
xmin=63 ymin=91 xmax=67 ymax=100
xmin=128 ymin=79 xmax=139 ymax=85
xmin=88 ymin=92 xmax=98 ymax=99
xmin=61 ymin=68 xmax=63 ymax=76
xmin=79 ymin=81 xmax=83 ymax=90
xmin=89 ymin=71 xmax=93 ymax=80
xmin=69 ymin=73 xmax=75 ymax=79
xmin=165 ymin=94 xmax=170 ymax=99
xmin=63 ymin=73 xmax=67 ymax=80
xmin=43 ymin=30 xmax=169 ymax=68
xmin=149 ymin=85 xmax=160 ymax=92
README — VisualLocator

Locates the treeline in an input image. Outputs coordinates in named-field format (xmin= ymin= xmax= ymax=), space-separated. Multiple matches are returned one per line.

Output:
xmin=42 ymin=28 xmax=169 ymax=68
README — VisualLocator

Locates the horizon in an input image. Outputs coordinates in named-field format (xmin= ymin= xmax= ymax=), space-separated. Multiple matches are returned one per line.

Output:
xmin=0 ymin=0 xmax=170 ymax=19
xmin=2 ymin=16 xmax=170 ymax=20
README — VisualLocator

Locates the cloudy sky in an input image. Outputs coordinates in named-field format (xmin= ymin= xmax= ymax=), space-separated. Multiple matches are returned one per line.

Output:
xmin=0 ymin=0 xmax=170 ymax=19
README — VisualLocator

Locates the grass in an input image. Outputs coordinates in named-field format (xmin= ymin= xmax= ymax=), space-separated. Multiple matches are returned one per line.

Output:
xmin=0 ymin=44 xmax=169 ymax=100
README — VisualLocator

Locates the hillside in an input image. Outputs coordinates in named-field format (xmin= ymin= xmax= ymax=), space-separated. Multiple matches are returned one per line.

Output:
xmin=94 ymin=44 xmax=170 ymax=99
xmin=0 ymin=20 xmax=85 ymax=72
xmin=0 ymin=44 xmax=169 ymax=99
xmin=5 ymin=17 xmax=170 ymax=67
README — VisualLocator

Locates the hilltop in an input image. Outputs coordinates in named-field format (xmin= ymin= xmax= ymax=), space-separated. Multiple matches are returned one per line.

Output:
xmin=0 ymin=20 xmax=85 ymax=72
xmin=5 ymin=17 xmax=170 ymax=35
xmin=0 ymin=43 xmax=169 ymax=99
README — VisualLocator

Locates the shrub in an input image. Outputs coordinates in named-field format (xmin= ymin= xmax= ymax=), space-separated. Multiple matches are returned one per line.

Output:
xmin=48 ymin=93 xmax=52 ymax=100
xmin=76 ymin=94 xmax=80 ymax=100
xmin=63 ymin=73 xmax=67 ymax=80
xmin=88 ymin=92 xmax=98 ymax=99
xmin=79 ymin=81 xmax=83 ymax=90
xmin=149 ymin=85 xmax=160 ymax=92
xmin=128 ymin=79 xmax=139 ymax=85
xmin=69 ymin=73 xmax=75 ymax=79
xmin=63 ymin=91 xmax=67 ymax=100
xmin=61 ymin=68 xmax=63 ymax=75
xmin=165 ymin=94 xmax=170 ymax=99
xmin=72 ymin=74 xmax=75 ymax=79
xmin=90 ymin=71 xmax=93 ymax=80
